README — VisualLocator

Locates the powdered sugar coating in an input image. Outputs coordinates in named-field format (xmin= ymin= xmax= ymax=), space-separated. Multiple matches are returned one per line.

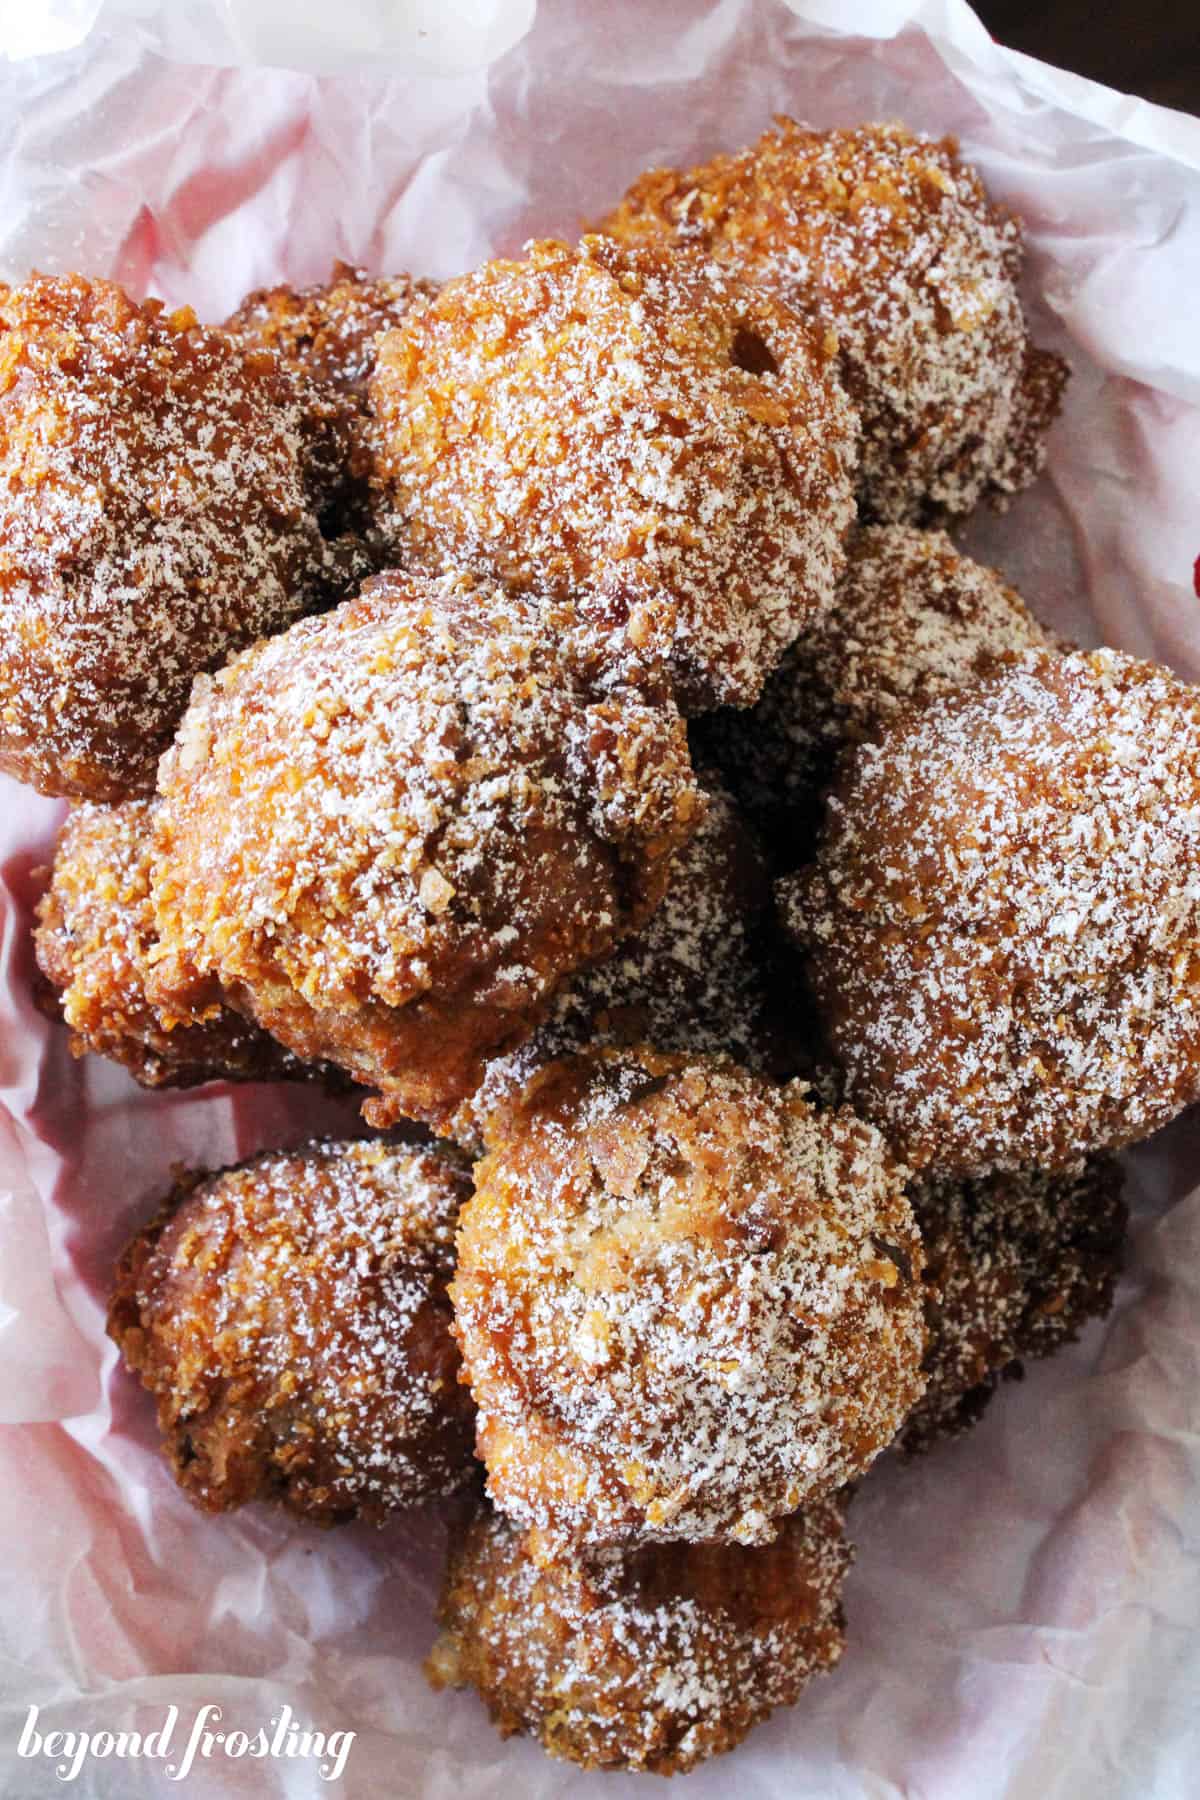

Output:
xmin=695 ymin=525 xmax=1056 ymax=864
xmin=783 ymin=648 xmax=1200 ymax=1174
xmin=602 ymin=119 xmax=1067 ymax=522
xmin=108 ymin=1137 xmax=476 ymax=1523
xmin=902 ymin=1156 xmax=1126 ymax=1453
xmin=370 ymin=235 xmax=858 ymax=711
xmin=0 ymin=275 xmax=364 ymax=801
xmin=34 ymin=798 xmax=329 ymax=1090
xmin=452 ymin=779 xmax=785 ymax=1147
xmin=427 ymin=1496 xmax=850 ymax=1775
xmin=150 ymin=569 xmax=701 ymax=1130
xmin=452 ymin=1046 xmax=925 ymax=1545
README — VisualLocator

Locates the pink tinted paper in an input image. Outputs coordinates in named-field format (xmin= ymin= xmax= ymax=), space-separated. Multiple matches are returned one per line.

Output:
xmin=0 ymin=2 xmax=1198 ymax=1795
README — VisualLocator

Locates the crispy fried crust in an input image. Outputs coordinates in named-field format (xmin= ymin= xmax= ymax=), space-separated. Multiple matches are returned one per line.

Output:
xmin=370 ymin=235 xmax=858 ymax=711
xmin=695 ymin=525 xmax=1057 ymax=867
xmin=0 ymin=275 xmax=366 ymax=801
xmin=601 ymin=119 xmax=1067 ymax=523
xmin=108 ymin=1138 xmax=477 ymax=1523
xmin=223 ymin=261 xmax=437 ymax=537
xmin=453 ymin=1046 xmax=925 ymax=1545
xmin=782 ymin=649 xmax=1200 ymax=1174
xmin=34 ymin=798 xmax=330 ymax=1089
xmin=427 ymin=1497 xmax=851 ymax=1775
xmin=149 ymin=569 xmax=702 ymax=1130
xmin=451 ymin=777 xmax=798 ymax=1147
xmin=902 ymin=1157 xmax=1127 ymax=1452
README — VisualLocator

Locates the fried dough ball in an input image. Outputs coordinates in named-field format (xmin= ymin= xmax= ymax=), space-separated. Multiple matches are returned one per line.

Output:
xmin=108 ymin=1138 xmax=476 ymax=1523
xmin=370 ymin=235 xmax=858 ymax=712
xmin=34 ymin=798 xmax=327 ymax=1089
xmin=427 ymin=1496 xmax=850 ymax=1775
xmin=901 ymin=1156 xmax=1126 ymax=1453
xmin=0 ymin=275 xmax=364 ymax=802
xmin=452 ymin=778 xmax=790 ymax=1147
xmin=782 ymin=648 xmax=1200 ymax=1175
xmin=224 ymin=262 xmax=435 ymax=400
xmin=452 ymin=1047 xmax=925 ymax=1545
xmin=695 ymin=525 xmax=1057 ymax=865
xmin=223 ymin=262 xmax=436 ymax=534
xmin=601 ymin=119 xmax=1067 ymax=523
xmin=150 ymin=570 xmax=701 ymax=1131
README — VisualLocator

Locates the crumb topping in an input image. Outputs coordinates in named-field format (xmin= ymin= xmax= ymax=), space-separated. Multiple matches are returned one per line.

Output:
xmin=150 ymin=569 xmax=701 ymax=1128
xmin=784 ymin=648 xmax=1200 ymax=1173
xmin=695 ymin=524 xmax=1056 ymax=864
xmin=370 ymin=235 xmax=858 ymax=711
xmin=108 ymin=1137 xmax=476 ymax=1521
xmin=454 ymin=780 xmax=780 ymax=1145
xmin=453 ymin=1047 xmax=925 ymax=1544
xmin=601 ymin=119 xmax=1067 ymax=522
xmin=902 ymin=1155 xmax=1126 ymax=1451
xmin=0 ymin=274 xmax=362 ymax=801
xmin=428 ymin=1496 xmax=850 ymax=1774
xmin=34 ymin=797 xmax=324 ymax=1089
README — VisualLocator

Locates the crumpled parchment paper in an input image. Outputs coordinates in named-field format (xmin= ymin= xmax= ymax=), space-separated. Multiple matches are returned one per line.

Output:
xmin=0 ymin=2 xmax=1197 ymax=1795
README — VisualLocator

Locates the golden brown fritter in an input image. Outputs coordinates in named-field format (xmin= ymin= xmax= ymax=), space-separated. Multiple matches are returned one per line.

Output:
xmin=782 ymin=648 xmax=1200 ymax=1175
xmin=108 ymin=1138 xmax=476 ymax=1524
xmin=0 ymin=275 xmax=366 ymax=802
xmin=428 ymin=1496 xmax=851 ymax=1775
xmin=601 ymin=119 xmax=1067 ymax=523
xmin=149 ymin=569 xmax=702 ymax=1132
xmin=223 ymin=261 xmax=437 ymax=536
xmin=34 ymin=798 xmax=326 ymax=1089
xmin=370 ymin=235 xmax=858 ymax=712
xmin=901 ymin=1157 xmax=1127 ymax=1453
xmin=694 ymin=525 xmax=1057 ymax=866
xmin=452 ymin=1046 xmax=925 ymax=1546
xmin=451 ymin=777 xmax=795 ymax=1148
xmin=224 ymin=262 xmax=435 ymax=399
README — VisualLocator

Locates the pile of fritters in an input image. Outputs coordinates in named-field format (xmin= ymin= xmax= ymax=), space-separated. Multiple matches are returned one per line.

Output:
xmin=16 ymin=117 xmax=1198 ymax=1775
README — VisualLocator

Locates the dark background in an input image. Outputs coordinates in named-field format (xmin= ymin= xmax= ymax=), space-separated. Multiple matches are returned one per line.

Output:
xmin=976 ymin=2 xmax=1198 ymax=115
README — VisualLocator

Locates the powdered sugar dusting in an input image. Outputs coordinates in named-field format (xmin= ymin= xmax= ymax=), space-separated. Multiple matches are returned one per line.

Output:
xmin=453 ymin=1048 xmax=925 ymax=1545
xmin=453 ymin=780 xmax=780 ymax=1145
xmin=601 ymin=119 xmax=1067 ymax=522
xmin=370 ymin=235 xmax=858 ymax=711
xmin=696 ymin=524 xmax=1056 ymax=864
xmin=428 ymin=1496 xmax=850 ymax=1774
xmin=0 ymin=275 xmax=363 ymax=801
xmin=108 ymin=1137 xmax=476 ymax=1522
xmin=902 ymin=1156 xmax=1127 ymax=1452
xmin=785 ymin=648 xmax=1200 ymax=1173
xmin=150 ymin=568 xmax=700 ymax=1128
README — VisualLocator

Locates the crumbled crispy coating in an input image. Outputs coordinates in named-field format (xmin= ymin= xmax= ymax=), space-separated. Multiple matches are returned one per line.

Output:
xmin=901 ymin=1156 xmax=1126 ymax=1452
xmin=34 ymin=798 xmax=327 ymax=1089
xmin=601 ymin=119 xmax=1067 ymax=522
xmin=223 ymin=261 xmax=436 ymax=535
xmin=370 ymin=235 xmax=858 ymax=711
xmin=0 ymin=275 xmax=365 ymax=801
xmin=224 ymin=262 xmax=436 ymax=399
xmin=451 ymin=778 xmax=790 ymax=1147
xmin=452 ymin=1046 xmax=925 ymax=1545
xmin=108 ymin=1138 xmax=476 ymax=1523
xmin=782 ymin=648 xmax=1200 ymax=1174
xmin=150 ymin=569 xmax=702 ymax=1131
xmin=695 ymin=525 xmax=1057 ymax=865
xmin=427 ymin=1496 xmax=851 ymax=1775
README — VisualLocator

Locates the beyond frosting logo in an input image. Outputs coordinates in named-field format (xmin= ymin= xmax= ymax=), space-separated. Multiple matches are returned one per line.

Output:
xmin=16 ymin=1703 xmax=355 ymax=1784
